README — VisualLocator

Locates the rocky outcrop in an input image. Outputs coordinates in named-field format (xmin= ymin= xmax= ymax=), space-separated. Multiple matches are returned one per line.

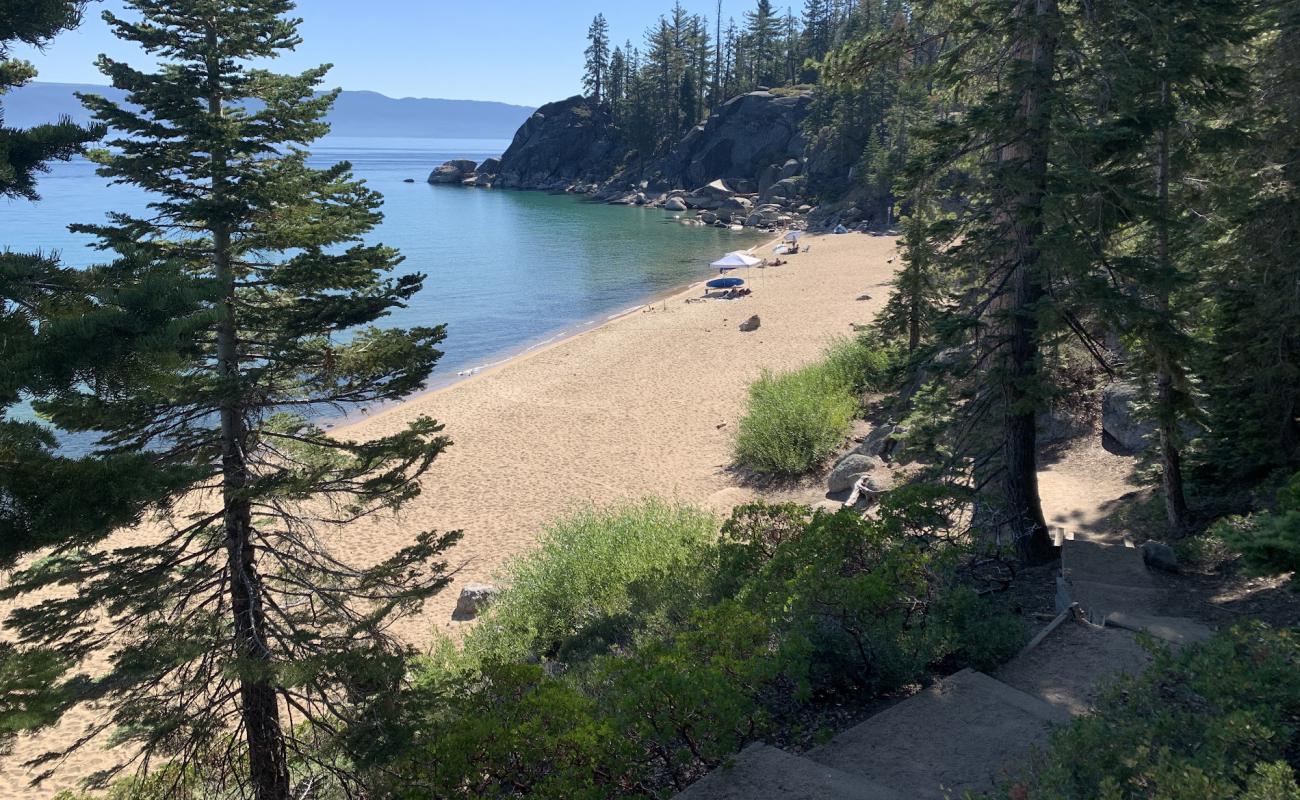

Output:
xmin=428 ymin=159 xmax=478 ymax=184
xmin=494 ymin=95 xmax=627 ymax=190
xmin=646 ymin=90 xmax=812 ymax=193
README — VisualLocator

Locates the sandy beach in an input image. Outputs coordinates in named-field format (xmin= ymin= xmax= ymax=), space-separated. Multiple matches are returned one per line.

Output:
xmin=336 ymin=230 xmax=901 ymax=640
xmin=2 ymin=231 xmax=901 ymax=795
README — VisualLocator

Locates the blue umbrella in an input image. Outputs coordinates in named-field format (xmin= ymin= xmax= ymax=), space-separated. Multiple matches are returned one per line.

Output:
xmin=707 ymin=277 xmax=745 ymax=289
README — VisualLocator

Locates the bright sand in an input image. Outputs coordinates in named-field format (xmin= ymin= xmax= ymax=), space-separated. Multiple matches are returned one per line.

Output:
xmin=2 ymin=231 xmax=901 ymax=795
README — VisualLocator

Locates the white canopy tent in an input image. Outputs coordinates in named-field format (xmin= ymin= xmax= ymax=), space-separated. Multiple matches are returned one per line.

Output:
xmin=783 ymin=230 xmax=804 ymax=243
xmin=710 ymin=251 xmax=763 ymax=271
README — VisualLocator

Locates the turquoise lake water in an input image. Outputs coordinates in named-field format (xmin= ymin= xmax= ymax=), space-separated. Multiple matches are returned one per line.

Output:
xmin=4 ymin=137 xmax=764 ymax=433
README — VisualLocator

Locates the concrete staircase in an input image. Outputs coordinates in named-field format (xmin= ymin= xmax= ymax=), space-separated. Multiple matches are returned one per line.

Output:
xmin=674 ymin=533 xmax=1213 ymax=800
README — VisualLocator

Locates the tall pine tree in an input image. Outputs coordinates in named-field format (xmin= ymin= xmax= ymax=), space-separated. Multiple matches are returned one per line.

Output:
xmin=584 ymin=13 xmax=611 ymax=105
xmin=2 ymin=1 xmax=458 ymax=796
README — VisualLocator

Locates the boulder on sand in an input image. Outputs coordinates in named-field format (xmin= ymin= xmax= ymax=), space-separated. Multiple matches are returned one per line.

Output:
xmin=452 ymin=583 xmax=500 ymax=620
xmin=827 ymin=454 xmax=886 ymax=493
xmin=739 ymin=315 xmax=760 ymax=332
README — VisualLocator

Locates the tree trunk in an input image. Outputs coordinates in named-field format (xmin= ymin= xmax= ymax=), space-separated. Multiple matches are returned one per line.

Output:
xmin=207 ymin=26 xmax=291 ymax=799
xmin=998 ymin=0 xmax=1058 ymax=563
xmin=1153 ymin=80 xmax=1191 ymax=533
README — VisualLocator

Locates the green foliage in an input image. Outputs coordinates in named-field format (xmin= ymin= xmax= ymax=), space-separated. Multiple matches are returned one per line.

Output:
xmin=1217 ymin=471 xmax=1300 ymax=588
xmin=464 ymin=500 xmax=719 ymax=663
xmin=735 ymin=336 xmax=892 ymax=476
xmin=0 ymin=1 xmax=459 ymax=795
xmin=983 ymin=624 xmax=1300 ymax=800
xmin=383 ymin=662 xmax=635 ymax=800
xmin=373 ymin=497 xmax=1024 ymax=798
xmin=821 ymin=334 xmax=896 ymax=395
xmin=735 ymin=363 xmax=856 ymax=475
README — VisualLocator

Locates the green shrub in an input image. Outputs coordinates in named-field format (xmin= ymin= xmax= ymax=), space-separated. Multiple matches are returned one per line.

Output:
xmin=383 ymin=662 xmax=641 ymax=800
xmin=735 ymin=364 xmax=857 ymax=475
xmin=1217 ymin=470 xmax=1300 ymax=588
xmin=983 ymin=623 xmax=1300 ymax=799
xmin=464 ymin=499 xmax=719 ymax=663
xmin=718 ymin=501 xmax=1024 ymax=696
xmin=382 ymin=498 xmax=1030 ymax=799
xmin=821 ymin=335 xmax=895 ymax=395
xmin=734 ymin=337 xmax=897 ymax=476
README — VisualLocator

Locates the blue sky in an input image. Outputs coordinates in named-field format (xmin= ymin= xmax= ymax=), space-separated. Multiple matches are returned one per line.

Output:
xmin=16 ymin=0 xmax=766 ymax=107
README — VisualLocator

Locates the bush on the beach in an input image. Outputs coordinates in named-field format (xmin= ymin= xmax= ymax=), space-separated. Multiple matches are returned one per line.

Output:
xmin=821 ymin=334 xmax=896 ymax=395
xmin=735 ymin=364 xmax=857 ymax=475
xmin=463 ymin=499 xmax=719 ymax=663
xmin=982 ymin=623 xmax=1300 ymax=800
xmin=734 ymin=337 xmax=894 ymax=476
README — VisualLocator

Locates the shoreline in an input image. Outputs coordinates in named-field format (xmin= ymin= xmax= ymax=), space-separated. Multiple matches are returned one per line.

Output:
xmin=331 ymin=230 xmax=787 ymax=434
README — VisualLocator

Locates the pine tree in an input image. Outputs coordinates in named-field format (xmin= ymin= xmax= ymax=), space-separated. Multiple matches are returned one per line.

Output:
xmin=584 ymin=13 xmax=611 ymax=105
xmin=744 ymin=0 xmax=781 ymax=87
xmin=2 ymin=1 xmax=458 ymax=796
xmin=1197 ymin=0 xmax=1300 ymax=480
xmin=903 ymin=0 xmax=1065 ymax=561
xmin=0 ymin=0 xmax=116 ymax=755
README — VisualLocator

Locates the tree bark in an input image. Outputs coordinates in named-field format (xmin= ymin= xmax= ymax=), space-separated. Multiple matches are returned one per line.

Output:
xmin=998 ymin=0 xmax=1058 ymax=563
xmin=207 ymin=23 xmax=290 ymax=800
xmin=1153 ymin=80 xmax=1191 ymax=533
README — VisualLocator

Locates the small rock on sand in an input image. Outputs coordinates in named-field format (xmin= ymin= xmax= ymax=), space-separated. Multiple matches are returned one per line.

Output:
xmin=453 ymin=583 xmax=500 ymax=620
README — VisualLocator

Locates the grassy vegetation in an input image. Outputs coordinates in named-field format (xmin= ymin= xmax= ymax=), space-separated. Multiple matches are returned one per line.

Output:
xmin=984 ymin=624 xmax=1300 ymax=799
xmin=371 ymin=497 xmax=1024 ymax=799
xmin=734 ymin=336 xmax=894 ymax=476
xmin=463 ymin=499 xmax=719 ymax=663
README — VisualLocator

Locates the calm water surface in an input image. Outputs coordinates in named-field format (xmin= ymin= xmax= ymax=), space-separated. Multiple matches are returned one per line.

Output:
xmin=4 ymin=136 xmax=764 ymax=443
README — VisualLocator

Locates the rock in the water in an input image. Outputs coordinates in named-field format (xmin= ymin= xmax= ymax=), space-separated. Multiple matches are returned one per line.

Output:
xmin=739 ymin=315 xmax=760 ymax=332
xmin=402 ymin=178 xmax=415 ymax=183
xmin=665 ymin=196 xmax=688 ymax=212
xmin=699 ymin=211 xmax=718 ymax=224
xmin=453 ymin=583 xmax=500 ymax=619
xmin=476 ymin=156 xmax=502 ymax=176
xmin=1102 ymin=380 xmax=1154 ymax=454
xmin=717 ymin=196 xmax=754 ymax=222
xmin=427 ymin=159 xmax=478 ymax=184
xmin=827 ymin=453 xmax=886 ymax=493
xmin=1142 ymin=541 xmax=1180 ymax=573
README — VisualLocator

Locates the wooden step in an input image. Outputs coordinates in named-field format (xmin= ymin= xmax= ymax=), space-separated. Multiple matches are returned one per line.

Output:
xmin=1061 ymin=538 xmax=1152 ymax=588
xmin=806 ymin=670 xmax=1070 ymax=799
xmin=674 ymin=743 xmax=904 ymax=800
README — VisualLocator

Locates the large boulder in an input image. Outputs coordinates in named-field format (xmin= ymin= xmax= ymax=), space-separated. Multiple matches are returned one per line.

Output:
xmin=476 ymin=156 xmax=502 ymax=176
xmin=762 ymin=175 xmax=807 ymax=204
xmin=1102 ymin=380 xmax=1154 ymax=454
xmin=646 ymin=90 xmax=813 ymax=192
xmin=665 ymin=196 xmax=688 ymax=212
xmin=495 ymin=95 xmax=627 ymax=190
xmin=427 ymin=159 xmax=478 ymax=184
xmin=717 ymin=196 xmax=754 ymax=222
xmin=850 ymin=424 xmax=904 ymax=462
xmin=828 ymin=454 xmax=886 ymax=494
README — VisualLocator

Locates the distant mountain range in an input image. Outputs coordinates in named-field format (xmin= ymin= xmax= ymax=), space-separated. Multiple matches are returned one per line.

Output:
xmin=4 ymin=82 xmax=535 ymax=140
